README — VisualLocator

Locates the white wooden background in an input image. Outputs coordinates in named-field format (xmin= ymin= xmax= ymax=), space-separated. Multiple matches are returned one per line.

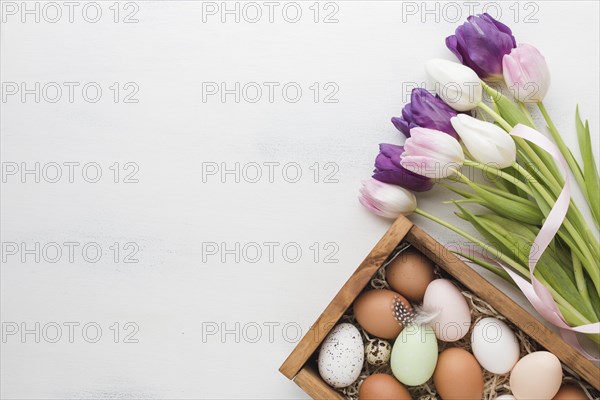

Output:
xmin=1 ymin=1 xmax=598 ymax=398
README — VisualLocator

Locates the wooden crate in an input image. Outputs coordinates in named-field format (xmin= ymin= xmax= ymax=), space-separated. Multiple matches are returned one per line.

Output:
xmin=279 ymin=216 xmax=600 ymax=398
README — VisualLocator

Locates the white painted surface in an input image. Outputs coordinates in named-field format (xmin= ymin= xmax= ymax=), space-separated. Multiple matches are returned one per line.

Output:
xmin=1 ymin=1 xmax=598 ymax=398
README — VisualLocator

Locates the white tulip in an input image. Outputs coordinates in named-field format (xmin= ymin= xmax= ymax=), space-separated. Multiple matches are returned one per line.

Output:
xmin=426 ymin=59 xmax=483 ymax=112
xmin=451 ymin=114 xmax=516 ymax=168
xmin=359 ymin=179 xmax=417 ymax=219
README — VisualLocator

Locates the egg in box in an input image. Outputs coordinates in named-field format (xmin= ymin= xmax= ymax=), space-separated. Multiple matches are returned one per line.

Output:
xmin=364 ymin=339 xmax=391 ymax=366
xmin=309 ymin=245 xmax=596 ymax=399
xmin=471 ymin=317 xmax=520 ymax=374
xmin=390 ymin=324 xmax=438 ymax=386
xmin=422 ymin=278 xmax=472 ymax=342
xmin=385 ymin=247 xmax=435 ymax=302
xmin=510 ymin=351 xmax=563 ymax=400
xmin=353 ymin=289 xmax=411 ymax=340
xmin=433 ymin=348 xmax=484 ymax=400
xmin=553 ymin=383 xmax=589 ymax=400
xmin=317 ymin=323 xmax=364 ymax=389
xmin=358 ymin=374 xmax=411 ymax=400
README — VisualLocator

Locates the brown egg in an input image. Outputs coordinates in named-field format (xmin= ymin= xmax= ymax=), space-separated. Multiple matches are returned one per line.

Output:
xmin=359 ymin=373 xmax=412 ymax=400
xmin=353 ymin=289 xmax=411 ymax=340
xmin=433 ymin=348 xmax=484 ymax=400
xmin=553 ymin=383 xmax=588 ymax=400
xmin=386 ymin=248 xmax=435 ymax=302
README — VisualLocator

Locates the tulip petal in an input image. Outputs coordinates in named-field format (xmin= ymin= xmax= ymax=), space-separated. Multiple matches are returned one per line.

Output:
xmin=372 ymin=170 xmax=434 ymax=192
xmin=451 ymin=114 xmax=516 ymax=168
xmin=426 ymin=59 xmax=483 ymax=111
xmin=392 ymin=88 xmax=460 ymax=138
xmin=502 ymin=44 xmax=550 ymax=102
xmin=373 ymin=143 xmax=434 ymax=191
xmin=446 ymin=13 xmax=516 ymax=80
xmin=359 ymin=179 xmax=417 ymax=219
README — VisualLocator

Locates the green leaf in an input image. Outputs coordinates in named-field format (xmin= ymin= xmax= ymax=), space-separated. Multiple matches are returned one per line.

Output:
xmin=482 ymin=83 xmax=532 ymax=127
xmin=442 ymin=184 xmax=479 ymax=200
xmin=587 ymin=279 xmax=600 ymax=320
xmin=474 ymin=215 xmax=596 ymax=321
xmin=525 ymin=178 xmax=552 ymax=216
xmin=453 ymin=251 xmax=512 ymax=282
xmin=576 ymin=106 xmax=600 ymax=227
xmin=461 ymin=179 xmax=544 ymax=225
xmin=453 ymin=204 xmax=528 ymax=275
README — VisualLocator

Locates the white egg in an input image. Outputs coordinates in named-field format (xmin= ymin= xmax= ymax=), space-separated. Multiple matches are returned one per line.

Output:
xmin=471 ymin=317 xmax=520 ymax=374
xmin=365 ymin=339 xmax=391 ymax=366
xmin=318 ymin=323 xmax=364 ymax=388
xmin=422 ymin=279 xmax=471 ymax=342
xmin=496 ymin=395 xmax=516 ymax=400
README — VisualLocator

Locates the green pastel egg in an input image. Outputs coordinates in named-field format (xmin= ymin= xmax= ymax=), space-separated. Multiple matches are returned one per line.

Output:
xmin=390 ymin=324 xmax=438 ymax=386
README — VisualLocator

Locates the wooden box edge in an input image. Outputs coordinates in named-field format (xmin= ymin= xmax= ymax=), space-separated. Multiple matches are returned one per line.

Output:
xmin=279 ymin=216 xmax=414 ymax=379
xmin=280 ymin=216 xmax=600 ymax=395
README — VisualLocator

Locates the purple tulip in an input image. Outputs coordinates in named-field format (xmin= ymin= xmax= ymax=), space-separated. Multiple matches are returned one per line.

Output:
xmin=446 ymin=13 xmax=516 ymax=80
xmin=372 ymin=143 xmax=434 ymax=192
xmin=391 ymin=88 xmax=459 ymax=139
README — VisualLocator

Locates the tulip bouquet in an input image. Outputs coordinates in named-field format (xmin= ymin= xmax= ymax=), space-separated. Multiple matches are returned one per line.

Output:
xmin=360 ymin=14 xmax=600 ymax=350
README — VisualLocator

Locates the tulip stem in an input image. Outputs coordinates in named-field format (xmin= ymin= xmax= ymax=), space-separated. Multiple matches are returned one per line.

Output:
xmin=463 ymin=160 xmax=533 ymax=195
xmin=414 ymin=208 xmax=599 ymax=333
xmin=538 ymin=102 xmax=590 ymax=206
xmin=517 ymin=101 xmax=537 ymax=127
xmin=572 ymin=250 xmax=591 ymax=306
xmin=477 ymin=102 xmax=513 ymax=131
xmin=477 ymin=98 xmax=564 ymax=194
xmin=413 ymin=208 xmax=530 ymax=278
xmin=512 ymin=163 xmax=600 ymax=296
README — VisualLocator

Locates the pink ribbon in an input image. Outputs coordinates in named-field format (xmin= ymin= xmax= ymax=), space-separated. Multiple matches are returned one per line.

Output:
xmin=465 ymin=124 xmax=599 ymax=358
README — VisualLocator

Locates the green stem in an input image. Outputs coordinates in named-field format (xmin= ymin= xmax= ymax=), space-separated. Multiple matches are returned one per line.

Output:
xmin=454 ymin=251 xmax=512 ymax=282
xmin=477 ymin=102 xmax=513 ymax=131
xmin=414 ymin=208 xmax=598 ymax=335
xmin=542 ymin=277 xmax=594 ymax=327
xmin=414 ymin=208 xmax=530 ymax=278
xmin=443 ymin=199 xmax=482 ymax=205
xmin=538 ymin=102 xmax=600 ymax=236
xmin=538 ymin=101 xmax=587 ymax=195
xmin=572 ymin=250 xmax=591 ymax=306
xmin=478 ymin=101 xmax=563 ymax=194
xmin=515 ymin=137 xmax=563 ymax=192
xmin=513 ymin=164 xmax=600 ymax=296
xmin=464 ymin=160 xmax=533 ymax=195
xmin=479 ymin=93 xmax=598 ymax=255
xmin=518 ymin=101 xmax=564 ymax=181
xmin=516 ymin=153 xmax=600 ymax=260
xmin=518 ymin=101 xmax=536 ymax=127
xmin=512 ymin=163 xmax=599 ymax=259
xmin=483 ymin=185 xmax=533 ymax=206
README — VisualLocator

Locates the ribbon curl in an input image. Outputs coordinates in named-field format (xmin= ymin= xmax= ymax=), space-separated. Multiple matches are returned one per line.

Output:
xmin=465 ymin=124 xmax=599 ymax=359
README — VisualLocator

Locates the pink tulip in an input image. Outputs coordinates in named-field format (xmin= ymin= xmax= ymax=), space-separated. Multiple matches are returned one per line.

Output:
xmin=502 ymin=44 xmax=550 ymax=103
xmin=359 ymin=178 xmax=417 ymax=219
xmin=400 ymin=127 xmax=465 ymax=179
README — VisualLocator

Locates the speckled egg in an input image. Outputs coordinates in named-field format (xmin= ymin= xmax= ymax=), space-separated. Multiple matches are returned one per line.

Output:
xmin=365 ymin=339 xmax=392 ymax=366
xmin=318 ymin=323 xmax=364 ymax=388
